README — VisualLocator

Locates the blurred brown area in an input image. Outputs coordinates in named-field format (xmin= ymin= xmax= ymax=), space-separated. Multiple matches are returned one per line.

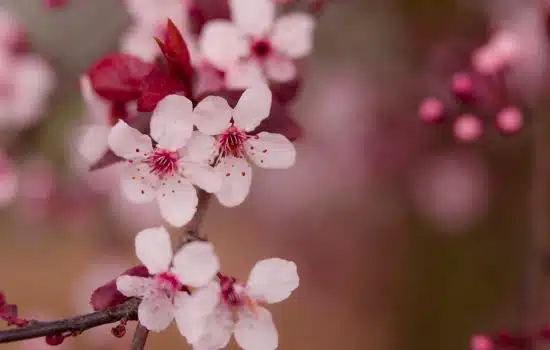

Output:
xmin=0 ymin=0 xmax=545 ymax=350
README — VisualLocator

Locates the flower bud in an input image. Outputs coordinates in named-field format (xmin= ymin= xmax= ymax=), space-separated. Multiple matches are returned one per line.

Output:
xmin=45 ymin=333 xmax=65 ymax=346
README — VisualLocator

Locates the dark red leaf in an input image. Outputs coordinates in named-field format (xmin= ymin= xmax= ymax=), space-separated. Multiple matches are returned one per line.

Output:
xmin=90 ymin=265 xmax=150 ymax=311
xmin=196 ymin=89 xmax=302 ymax=141
xmin=88 ymin=54 xmax=154 ymax=103
xmin=155 ymin=20 xmax=193 ymax=91
xmin=0 ymin=291 xmax=5 ymax=307
xmin=138 ymin=65 xmax=190 ymax=112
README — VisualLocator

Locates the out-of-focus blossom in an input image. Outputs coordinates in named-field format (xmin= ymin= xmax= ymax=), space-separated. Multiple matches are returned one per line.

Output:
xmin=199 ymin=0 xmax=315 ymax=88
xmin=44 ymin=0 xmax=71 ymax=9
xmin=495 ymin=106 xmax=523 ymax=134
xmin=411 ymin=152 xmax=489 ymax=233
xmin=116 ymin=226 xmax=219 ymax=332
xmin=0 ymin=150 xmax=17 ymax=208
xmin=453 ymin=114 xmax=483 ymax=142
xmin=108 ymin=95 xmax=222 ymax=227
xmin=470 ymin=335 xmax=493 ymax=350
xmin=418 ymin=97 xmax=444 ymax=123
xmin=0 ymin=8 xmax=21 ymax=51
xmin=192 ymin=84 xmax=296 ymax=207
xmin=177 ymin=258 xmax=299 ymax=350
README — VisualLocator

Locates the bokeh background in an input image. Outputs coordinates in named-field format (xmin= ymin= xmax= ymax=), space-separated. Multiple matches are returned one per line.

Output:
xmin=0 ymin=0 xmax=546 ymax=349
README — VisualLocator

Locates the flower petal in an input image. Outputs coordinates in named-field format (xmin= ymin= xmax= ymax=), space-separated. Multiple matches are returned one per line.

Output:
xmin=172 ymin=242 xmax=220 ymax=288
xmin=264 ymin=54 xmax=297 ymax=82
xmin=77 ymin=124 xmax=110 ymax=164
xmin=80 ymin=75 xmax=110 ymax=123
xmin=270 ymin=13 xmax=315 ymax=59
xmin=116 ymin=275 xmax=155 ymax=298
xmin=214 ymin=156 xmax=252 ymax=207
xmin=245 ymin=132 xmax=296 ymax=169
xmin=138 ymin=293 xmax=174 ymax=332
xmin=191 ymin=305 xmax=233 ymax=350
xmin=181 ymin=162 xmax=223 ymax=193
xmin=156 ymin=176 xmax=198 ymax=227
xmin=120 ymin=163 xmax=158 ymax=204
xmin=150 ymin=94 xmax=194 ymax=150
xmin=230 ymin=0 xmax=274 ymax=38
xmin=135 ymin=226 xmax=173 ymax=274
xmin=234 ymin=307 xmax=278 ymax=350
xmin=182 ymin=132 xmax=218 ymax=164
xmin=200 ymin=20 xmax=249 ymax=70
xmin=247 ymin=258 xmax=299 ymax=304
xmin=225 ymin=59 xmax=267 ymax=90
xmin=233 ymin=84 xmax=272 ymax=132
xmin=120 ymin=25 xmax=161 ymax=62
xmin=193 ymin=96 xmax=232 ymax=135
xmin=108 ymin=120 xmax=153 ymax=159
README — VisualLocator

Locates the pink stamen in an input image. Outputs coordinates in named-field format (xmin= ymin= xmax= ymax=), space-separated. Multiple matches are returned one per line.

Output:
xmin=250 ymin=39 xmax=272 ymax=60
xmin=156 ymin=272 xmax=182 ymax=299
xmin=144 ymin=149 xmax=179 ymax=178
xmin=218 ymin=125 xmax=248 ymax=159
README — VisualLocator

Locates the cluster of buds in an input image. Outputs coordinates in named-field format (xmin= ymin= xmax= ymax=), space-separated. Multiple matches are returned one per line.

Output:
xmin=471 ymin=325 xmax=550 ymax=350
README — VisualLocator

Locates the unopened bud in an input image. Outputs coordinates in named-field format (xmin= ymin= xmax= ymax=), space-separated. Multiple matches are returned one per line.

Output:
xmin=111 ymin=324 xmax=126 ymax=338
xmin=45 ymin=333 xmax=64 ymax=346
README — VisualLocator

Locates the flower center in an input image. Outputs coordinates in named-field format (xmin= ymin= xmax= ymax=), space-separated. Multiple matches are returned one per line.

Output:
xmin=220 ymin=276 xmax=246 ymax=307
xmin=218 ymin=125 xmax=248 ymax=158
xmin=144 ymin=149 xmax=179 ymax=178
xmin=251 ymin=39 xmax=272 ymax=59
xmin=156 ymin=272 xmax=182 ymax=298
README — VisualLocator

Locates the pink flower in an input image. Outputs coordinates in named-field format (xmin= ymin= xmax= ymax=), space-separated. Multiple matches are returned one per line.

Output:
xmin=177 ymin=258 xmax=299 ymax=350
xmin=191 ymin=84 xmax=296 ymax=207
xmin=199 ymin=0 xmax=315 ymax=88
xmin=108 ymin=94 xmax=222 ymax=227
xmin=116 ymin=226 xmax=220 ymax=332
xmin=0 ymin=150 xmax=17 ymax=208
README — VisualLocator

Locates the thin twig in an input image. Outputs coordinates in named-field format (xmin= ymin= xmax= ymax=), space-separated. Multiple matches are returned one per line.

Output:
xmin=131 ymin=323 xmax=149 ymax=350
xmin=0 ymin=299 xmax=139 ymax=343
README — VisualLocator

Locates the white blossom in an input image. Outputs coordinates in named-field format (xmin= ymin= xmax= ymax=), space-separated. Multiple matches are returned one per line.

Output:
xmin=199 ymin=0 xmax=315 ymax=88
xmin=190 ymin=84 xmax=296 ymax=207
xmin=176 ymin=258 xmax=299 ymax=350
xmin=116 ymin=226 xmax=220 ymax=332
xmin=107 ymin=95 xmax=222 ymax=227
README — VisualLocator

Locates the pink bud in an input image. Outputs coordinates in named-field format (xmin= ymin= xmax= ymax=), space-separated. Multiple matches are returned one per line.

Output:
xmin=419 ymin=97 xmax=444 ymax=123
xmin=453 ymin=114 xmax=483 ymax=142
xmin=472 ymin=46 xmax=503 ymax=75
xmin=111 ymin=324 xmax=126 ymax=338
xmin=451 ymin=72 xmax=474 ymax=103
xmin=45 ymin=333 xmax=64 ymax=346
xmin=495 ymin=106 xmax=523 ymax=134
xmin=471 ymin=335 xmax=493 ymax=350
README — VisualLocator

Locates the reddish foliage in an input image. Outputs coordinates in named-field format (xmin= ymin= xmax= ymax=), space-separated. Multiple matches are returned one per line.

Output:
xmin=138 ymin=65 xmax=190 ymax=112
xmin=155 ymin=19 xmax=194 ymax=92
xmin=88 ymin=54 xmax=154 ymax=103
xmin=0 ymin=293 xmax=29 ymax=327
xmin=90 ymin=265 xmax=150 ymax=311
xmin=44 ymin=0 xmax=70 ymax=8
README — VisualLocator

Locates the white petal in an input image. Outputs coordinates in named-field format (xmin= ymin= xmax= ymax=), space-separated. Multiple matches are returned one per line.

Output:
xmin=116 ymin=275 xmax=155 ymax=298
xmin=214 ymin=156 xmax=252 ymax=207
xmin=264 ymin=54 xmax=297 ymax=82
xmin=225 ymin=60 xmax=267 ymax=90
xmin=120 ymin=163 xmax=158 ymax=204
xmin=135 ymin=226 xmax=173 ymax=274
xmin=138 ymin=293 xmax=174 ymax=332
xmin=193 ymin=96 xmax=232 ymax=135
xmin=175 ymin=282 xmax=221 ymax=343
xmin=200 ymin=21 xmax=249 ymax=70
xmin=270 ymin=13 xmax=315 ymax=59
xmin=233 ymin=84 xmax=272 ymax=132
xmin=156 ymin=176 xmax=198 ymax=227
xmin=192 ymin=306 xmax=233 ymax=350
xmin=80 ymin=75 xmax=109 ymax=123
xmin=172 ymin=241 xmax=220 ymax=287
xmin=150 ymin=95 xmax=194 ymax=150
xmin=108 ymin=120 xmax=153 ymax=159
xmin=230 ymin=0 xmax=274 ymax=38
xmin=120 ymin=25 xmax=160 ymax=62
xmin=77 ymin=124 xmax=110 ymax=164
xmin=245 ymin=132 xmax=296 ymax=169
xmin=181 ymin=162 xmax=223 ymax=193
xmin=182 ymin=132 xmax=218 ymax=164
xmin=247 ymin=258 xmax=299 ymax=304
xmin=234 ymin=307 xmax=278 ymax=350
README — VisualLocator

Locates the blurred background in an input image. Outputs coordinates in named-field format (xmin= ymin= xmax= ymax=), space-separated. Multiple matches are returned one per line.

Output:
xmin=0 ymin=0 xmax=547 ymax=349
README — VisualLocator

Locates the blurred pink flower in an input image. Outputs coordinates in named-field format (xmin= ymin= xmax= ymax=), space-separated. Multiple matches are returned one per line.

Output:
xmin=0 ymin=150 xmax=17 ymax=208
xmin=411 ymin=152 xmax=489 ymax=233
xmin=453 ymin=114 xmax=483 ymax=142
xmin=0 ymin=8 xmax=22 ymax=51
xmin=495 ymin=106 xmax=523 ymax=134
xmin=470 ymin=335 xmax=493 ymax=350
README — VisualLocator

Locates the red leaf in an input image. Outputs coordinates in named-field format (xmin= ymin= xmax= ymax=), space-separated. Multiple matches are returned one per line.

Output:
xmin=90 ymin=265 xmax=150 ymax=311
xmin=138 ymin=65 xmax=190 ymax=112
xmin=155 ymin=20 xmax=193 ymax=91
xmin=0 ymin=291 xmax=5 ymax=307
xmin=196 ymin=89 xmax=302 ymax=141
xmin=88 ymin=54 xmax=154 ymax=103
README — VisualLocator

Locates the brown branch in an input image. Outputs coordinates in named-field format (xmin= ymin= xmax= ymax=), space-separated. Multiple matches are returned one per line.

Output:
xmin=131 ymin=323 xmax=149 ymax=350
xmin=0 ymin=299 xmax=139 ymax=344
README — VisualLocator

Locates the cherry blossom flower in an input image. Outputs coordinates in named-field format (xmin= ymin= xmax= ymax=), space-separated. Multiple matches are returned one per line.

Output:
xmin=116 ymin=226 xmax=220 ymax=332
xmin=176 ymin=258 xmax=299 ymax=350
xmin=191 ymin=84 xmax=296 ymax=207
xmin=199 ymin=0 xmax=315 ymax=88
xmin=108 ymin=94 xmax=222 ymax=227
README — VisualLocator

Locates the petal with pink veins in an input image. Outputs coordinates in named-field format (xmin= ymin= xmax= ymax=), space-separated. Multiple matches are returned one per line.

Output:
xmin=245 ymin=132 xmax=296 ymax=169
xmin=120 ymin=163 xmax=158 ymax=204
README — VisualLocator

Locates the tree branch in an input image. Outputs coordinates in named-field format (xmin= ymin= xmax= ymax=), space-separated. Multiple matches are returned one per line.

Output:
xmin=131 ymin=323 xmax=149 ymax=350
xmin=0 ymin=298 xmax=139 ymax=344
